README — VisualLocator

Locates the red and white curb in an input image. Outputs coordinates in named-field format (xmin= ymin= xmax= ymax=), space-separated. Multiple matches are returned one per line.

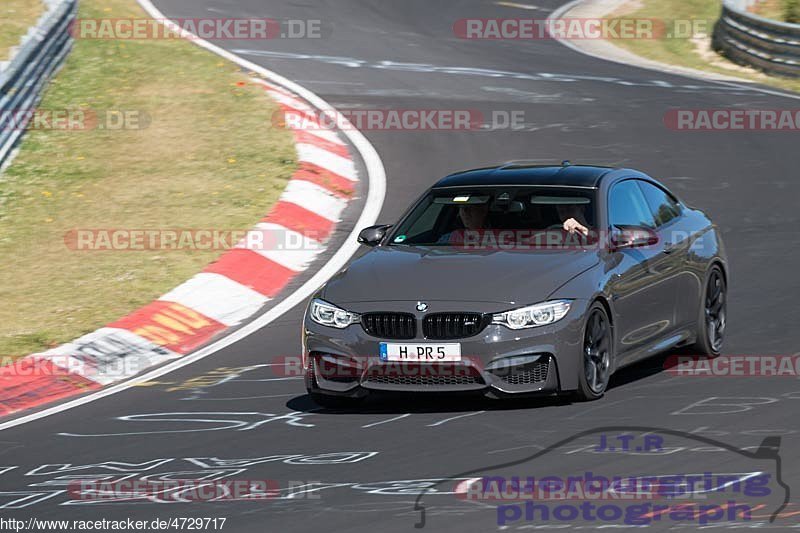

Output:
xmin=0 ymin=78 xmax=362 ymax=417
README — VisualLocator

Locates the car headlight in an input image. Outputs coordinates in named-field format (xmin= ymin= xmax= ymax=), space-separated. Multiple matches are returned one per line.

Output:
xmin=308 ymin=298 xmax=360 ymax=329
xmin=492 ymin=300 xmax=572 ymax=329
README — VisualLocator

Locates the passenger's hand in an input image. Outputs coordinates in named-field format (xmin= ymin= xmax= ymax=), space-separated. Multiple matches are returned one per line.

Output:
xmin=563 ymin=218 xmax=589 ymax=236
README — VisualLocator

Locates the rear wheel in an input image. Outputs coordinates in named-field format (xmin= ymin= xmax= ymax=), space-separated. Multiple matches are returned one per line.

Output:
xmin=691 ymin=266 xmax=726 ymax=356
xmin=575 ymin=303 xmax=613 ymax=401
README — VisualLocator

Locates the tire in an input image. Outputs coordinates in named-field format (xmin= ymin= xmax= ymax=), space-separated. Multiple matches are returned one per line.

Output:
xmin=691 ymin=265 xmax=726 ymax=356
xmin=575 ymin=302 xmax=613 ymax=402
xmin=310 ymin=392 xmax=365 ymax=409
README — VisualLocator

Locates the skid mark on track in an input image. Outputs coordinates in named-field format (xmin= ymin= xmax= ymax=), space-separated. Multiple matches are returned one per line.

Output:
xmin=295 ymin=79 xmax=365 ymax=86
xmin=361 ymin=414 xmax=411 ymax=429
xmin=231 ymin=377 xmax=301 ymax=383
xmin=184 ymin=393 xmax=295 ymax=402
xmin=427 ymin=411 xmax=485 ymax=427
xmin=495 ymin=1 xmax=550 ymax=11
xmin=482 ymin=85 xmax=593 ymax=103
xmin=487 ymin=443 xmax=546 ymax=454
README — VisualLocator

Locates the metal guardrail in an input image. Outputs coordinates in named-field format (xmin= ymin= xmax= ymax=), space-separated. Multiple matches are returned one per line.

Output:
xmin=713 ymin=0 xmax=800 ymax=78
xmin=0 ymin=0 xmax=78 ymax=168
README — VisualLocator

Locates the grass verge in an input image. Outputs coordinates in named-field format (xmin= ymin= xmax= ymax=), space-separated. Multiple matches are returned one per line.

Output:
xmin=0 ymin=0 xmax=297 ymax=359
xmin=750 ymin=0 xmax=800 ymax=23
xmin=609 ymin=0 xmax=800 ymax=94
xmin=0 ymin=0 xmax=45 ymax=60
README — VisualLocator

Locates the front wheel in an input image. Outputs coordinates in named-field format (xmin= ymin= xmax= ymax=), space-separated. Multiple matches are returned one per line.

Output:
xmin=691 ymin=265 xmax=726 ymax=356
xmin=575 ymin=303 xmax=613 ymax=401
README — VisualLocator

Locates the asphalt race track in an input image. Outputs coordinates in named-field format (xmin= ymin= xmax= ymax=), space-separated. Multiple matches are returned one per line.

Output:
xmin=2 ymin=1 xmax=800 ymax=531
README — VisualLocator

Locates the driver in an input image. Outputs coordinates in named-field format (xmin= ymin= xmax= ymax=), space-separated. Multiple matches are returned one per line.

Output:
xmin=437 ymin=203 xmax=489 ymax=245
xmin=557 ymin=203 xmax=589 ymax=236
xmin=458 ymin=202 xmax=490 ymax=231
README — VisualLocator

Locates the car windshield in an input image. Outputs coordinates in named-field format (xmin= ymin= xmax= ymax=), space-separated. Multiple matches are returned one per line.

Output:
xmin=389 ymin=186 xmax=597 ymax=248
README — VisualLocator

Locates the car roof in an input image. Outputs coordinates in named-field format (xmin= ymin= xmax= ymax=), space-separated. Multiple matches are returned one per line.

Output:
xmin=432 ymin=163 xmax=622 ymax=189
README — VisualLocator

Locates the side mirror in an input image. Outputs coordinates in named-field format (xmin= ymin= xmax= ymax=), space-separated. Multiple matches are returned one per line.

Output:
xmin=357 ymin=224 xmax=392 ymax=247
xmin=609 ymin=226 xmax=659 ymax=251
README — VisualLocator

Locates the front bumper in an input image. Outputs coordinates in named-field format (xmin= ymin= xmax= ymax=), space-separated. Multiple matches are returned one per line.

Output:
xmin=302 ymin=299 xmax=590 ymax=397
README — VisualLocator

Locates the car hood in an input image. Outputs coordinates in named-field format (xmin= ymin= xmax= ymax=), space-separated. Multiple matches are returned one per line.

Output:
xmin=322 ymin=246 xmax=599 ymax=306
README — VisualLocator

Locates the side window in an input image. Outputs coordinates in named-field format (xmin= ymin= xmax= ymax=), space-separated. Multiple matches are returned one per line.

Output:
xmin=637 ymin=181 xmax=681 ymax=227
xmin=609 ymin=180 xmax=656 ymax=229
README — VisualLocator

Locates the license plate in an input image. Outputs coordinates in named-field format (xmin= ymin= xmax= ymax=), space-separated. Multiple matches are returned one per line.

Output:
xmin=379 ymin=342 xmax=461 ymax=362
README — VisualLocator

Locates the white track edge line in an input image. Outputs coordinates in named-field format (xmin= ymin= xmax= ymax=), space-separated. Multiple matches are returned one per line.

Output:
xmin=0 ymin=0 xmax=387 ymax=432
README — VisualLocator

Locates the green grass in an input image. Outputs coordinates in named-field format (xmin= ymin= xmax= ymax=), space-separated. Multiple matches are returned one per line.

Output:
xmin=750 ymin=0 xmax=786 ymax=20
xmin=752 ymin=0 xmax=800 ymax=22
xmin=0 ymin=0 xmax=297 ymax=359
xmin=789 ymin=0 xmax=800 ymax=23
xmin=609 ymin=0 xmax=800 ymax=93
xmin=0 ymin=0 xmax=45 ymax=60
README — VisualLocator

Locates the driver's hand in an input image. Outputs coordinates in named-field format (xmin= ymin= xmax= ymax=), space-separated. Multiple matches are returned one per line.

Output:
xmin=563 ymin=218 xmax=589 ymax=236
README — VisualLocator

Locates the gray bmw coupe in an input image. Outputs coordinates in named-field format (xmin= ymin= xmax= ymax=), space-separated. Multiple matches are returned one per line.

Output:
xmin=302 ymin=163 xmax=727 ymax=406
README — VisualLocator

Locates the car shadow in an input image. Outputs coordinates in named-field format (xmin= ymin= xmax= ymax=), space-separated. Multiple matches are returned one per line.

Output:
xmin=288 ymin=348 xmax=713 ymax=414
xmin=607 ymin=346 xmax=711 ymax=390
xmin=286 ymin=392 xmax=570 ymax=415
